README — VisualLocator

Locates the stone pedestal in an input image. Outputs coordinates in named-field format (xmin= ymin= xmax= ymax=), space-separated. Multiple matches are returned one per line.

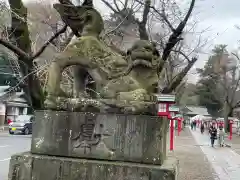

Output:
xmin=9 ymin=152 xmax=178 ymax=180
xmin=8 ymin=111 xmax=178 ymax=180
xmin=31 ymin=111 xmax=164 ymax=165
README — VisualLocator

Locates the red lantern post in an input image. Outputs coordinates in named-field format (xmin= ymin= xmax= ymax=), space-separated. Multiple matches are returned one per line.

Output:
xmin=229 ymin=120 xmax=234 ymax=140
xmin=168 ymin=112 xmax=175 ymax=151
xmin=170 ymin=118 xmax=174 ymax=150
xmin=168 ymin=106 xmax=180 ymax=151
xmin=157 ymin=95 xmax=175 ymax=117
xmin=157 ymin=94 xmax=177 ymax=151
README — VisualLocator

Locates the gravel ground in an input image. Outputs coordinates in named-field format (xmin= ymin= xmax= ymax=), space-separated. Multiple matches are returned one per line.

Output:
xmin=168 ymin=128 xmax=217 ymax=180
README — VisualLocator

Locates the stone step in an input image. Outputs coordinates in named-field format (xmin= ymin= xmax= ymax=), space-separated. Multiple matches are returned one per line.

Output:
xmin=8 ymin=152 xmax=178 ymax=180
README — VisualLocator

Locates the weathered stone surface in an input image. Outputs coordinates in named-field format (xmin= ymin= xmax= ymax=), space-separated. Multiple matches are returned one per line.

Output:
xmin=8 ymin=152 xmax=178 ymax=180
xmin=45 ymin=3 xmax=159 ymax=114
xmin=31 ymin=110 xmax=165 ymax=165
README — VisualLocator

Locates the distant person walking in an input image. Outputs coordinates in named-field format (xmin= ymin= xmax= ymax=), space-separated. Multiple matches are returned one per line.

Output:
xmin=191 ymin=121 xmax=193 ymax=130
xmin=193 ymin=120 xmax=197 ymax=130
xmin=209 ymin=125 xmax=217 ymax=147
xmin=200 ymin=123 xmax=205 ymax=134
xmin=183 ymin=120 xmax=186 ymax=129
xmin=218 ymin=126 xmax=225 ymax=147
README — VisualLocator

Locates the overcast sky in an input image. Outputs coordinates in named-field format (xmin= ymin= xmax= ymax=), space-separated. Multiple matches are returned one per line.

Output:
xmin=19 ymin=0 xmax=240 ymax=51
xmin=185 ymin=0 xmax=240 ymax=81
xmin=15 ymin=0 xmax=240 ymax=50
xmin=7 ymin=0 xmax=240 ymax=82
xmin=194 ymin=0 xmax=240 ymax=48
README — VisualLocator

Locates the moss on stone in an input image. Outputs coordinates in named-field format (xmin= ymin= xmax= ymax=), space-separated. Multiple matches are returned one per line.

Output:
xmin=44 ymin=7 xmax=160 ymax=114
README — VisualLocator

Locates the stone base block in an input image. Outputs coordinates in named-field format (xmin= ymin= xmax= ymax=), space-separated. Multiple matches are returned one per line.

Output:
xmin=8 ymin=152 xmax=178 ymax=180
xmin=31 ymin=110 xmax=165 ymax=165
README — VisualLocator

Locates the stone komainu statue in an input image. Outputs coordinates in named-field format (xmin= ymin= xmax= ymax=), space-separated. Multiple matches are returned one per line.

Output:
xmin=44 ymin=2 xmax=159 ymax=114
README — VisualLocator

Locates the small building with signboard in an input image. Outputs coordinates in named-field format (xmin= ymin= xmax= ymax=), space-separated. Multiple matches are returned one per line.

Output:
xmin=0 ymin=86 xmax=29 ymax=129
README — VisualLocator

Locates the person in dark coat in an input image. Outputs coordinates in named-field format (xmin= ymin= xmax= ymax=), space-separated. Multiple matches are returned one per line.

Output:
xmin=193 ymin=120 xmax=197 ymax=130
xmin=200 ymin=123 xmax=204 ymax=134
xmin=191 ymin=121 xmax=193 ymax=130
xmin=209 ymin=126 xmax=217 ymax=147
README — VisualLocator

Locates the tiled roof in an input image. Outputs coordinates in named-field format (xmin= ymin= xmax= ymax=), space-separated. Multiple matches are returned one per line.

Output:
xmin=185 ymin=106 xmax=210 ymax=116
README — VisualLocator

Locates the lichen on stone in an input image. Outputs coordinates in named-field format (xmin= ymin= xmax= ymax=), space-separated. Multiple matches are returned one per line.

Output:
xmin=44 ymin=3 xmax=159 ymax=115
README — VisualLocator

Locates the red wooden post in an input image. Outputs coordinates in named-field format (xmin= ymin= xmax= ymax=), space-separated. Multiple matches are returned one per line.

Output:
xmin=170 ymin=118 xmax=174 ymax=150
xmin=168 ymin=112 xmax=177 ymax=151
xmin=157 ymin=94 xmax=176 ymax=151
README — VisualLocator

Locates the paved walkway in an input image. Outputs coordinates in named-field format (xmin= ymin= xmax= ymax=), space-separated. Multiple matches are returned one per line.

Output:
xmin=224 ymin=134 xmax=240 ymax=155
xmin=190 ymin=128 xmax=240 ymax=180
xmin=169 ymin=128 xmax=216 ymax=180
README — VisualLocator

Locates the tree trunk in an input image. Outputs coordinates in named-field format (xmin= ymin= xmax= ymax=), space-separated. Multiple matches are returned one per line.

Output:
xmin=8 ymin=0 xmax=44 ymax=109
xmin=224 ymin=101 xmax=230 ymax=132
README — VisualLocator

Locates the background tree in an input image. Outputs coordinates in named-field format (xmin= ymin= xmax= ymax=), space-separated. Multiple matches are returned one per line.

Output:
xmin=195 ymin=45 xmax=226 ymax=116
xmin=102 ymin=0 xmax=198 ymax=93
xmin=196 ymin=44 xmax=240 ymax=131
xmin=177 ymin=82 xmax=198 ymax=106
xmin=0 ymin=0 xmax=73 ymax=109
xmin=0 ymin=52 xmax=20 ymax=90
xmin=0 ymin=0 xmax=197 ymax=110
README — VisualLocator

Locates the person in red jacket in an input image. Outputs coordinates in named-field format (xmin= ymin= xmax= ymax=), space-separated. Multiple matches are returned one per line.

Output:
xmin=7 ymin=119 xmax=12 ymax=125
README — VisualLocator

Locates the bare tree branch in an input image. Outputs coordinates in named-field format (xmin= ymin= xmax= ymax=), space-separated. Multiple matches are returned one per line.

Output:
xmin=232 ymin=52 xmax=240 ymax=60
xmin=101 ymin=0 xmax=119 ymax=14
xmin=31 ymin=24 xmax=67 ymax=60
xmin=0 ymin=39 xmax=29 ymax=59
xmin=103 ymin=13 xmax=129 ymax=38
xmin=101 ymin=0 xmax=151 ymax=39
xmin=138 ymin=0 xmax=151 ymax=40
xmin=113 ymin=0 xmax=121 ymax=12
xmin=162 ymin=57 xmax=197 ymax=93
xmin=158 ymin=0 xmax=196 ymax=75
xmin=0 ymin=24 xmax=68 ymax=60
xmin=135 ymin=0 xmax=175 ymax=32
xmin=171 ymin=49 xmax=192 ymax=63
